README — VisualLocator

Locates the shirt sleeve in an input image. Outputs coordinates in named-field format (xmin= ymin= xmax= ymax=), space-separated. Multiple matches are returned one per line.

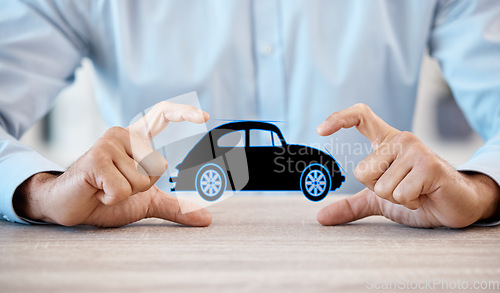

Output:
xmin=429 ymin=0 xmax=500 ymax=225
xmin=0 ymin=0 xmax=90 ymax=224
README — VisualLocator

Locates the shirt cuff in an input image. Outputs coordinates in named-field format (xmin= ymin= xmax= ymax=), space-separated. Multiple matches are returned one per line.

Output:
xmin=0 ymin=150 xmax=64 ymax=224
xmin=458 ymin=143 xmax=500 ymax=227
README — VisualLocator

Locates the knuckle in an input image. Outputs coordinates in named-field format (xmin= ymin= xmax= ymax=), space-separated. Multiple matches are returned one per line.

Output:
xmin=156 ymin=101 xmax=172 ymax=114
xmin=375 ymin=160 xmax=390 ymax=173
xmin=354 ymin=164 xmax=369 ymax=184
xmin=86 ymin=147 xmax=108 ymax=165
xmin=98 ymin=136 xmax=115 ymax=148
xmin=105 ymin=180 xmax=133 ymax=201
xmin=373 ymin=181 xmax=390 ymax=198
xmin=353 ymin=103 xmax=371 ymax=113
xmin=105 ymin=126 xmax=128 ymax=138
xmin=392 ymin=188 xmax=404 ymax=201
xmin=392 ymin=191 xmax=407 ymax=204
xmin=94 ymin=137 xmax=120 ymax=155
xmin=418 ymin=154 xmax=441 ymax=170
xmin=106 ymin=187 xmax=132 ymax=204
xmin=353 ymin=103 xmax=376 ymax=125
xmin=159 ymin=101 xmax=172 ymax=108
xmin=393 ymin=131 xmax=416 ymax=145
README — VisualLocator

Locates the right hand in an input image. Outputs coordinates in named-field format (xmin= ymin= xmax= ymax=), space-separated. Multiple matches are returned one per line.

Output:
xmin=13 ymin=101 xmax=212 ymax=227
xmin=315 ymin=103 xmax=499 ymax=228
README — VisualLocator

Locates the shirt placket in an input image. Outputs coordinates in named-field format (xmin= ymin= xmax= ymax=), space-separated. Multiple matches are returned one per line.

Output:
xmin=251 ymin=0 xmax=286 ymax=122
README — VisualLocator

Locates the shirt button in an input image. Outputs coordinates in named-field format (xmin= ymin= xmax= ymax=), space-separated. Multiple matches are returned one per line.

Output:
xmin=261 ymin=43 xmax=274 ymax=56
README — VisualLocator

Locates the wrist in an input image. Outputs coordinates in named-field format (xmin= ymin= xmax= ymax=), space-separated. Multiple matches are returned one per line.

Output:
xmin=462 ymin=172 xmax=500 ymax=222
xmin=13 ymin=172 xmax=61 ymax=222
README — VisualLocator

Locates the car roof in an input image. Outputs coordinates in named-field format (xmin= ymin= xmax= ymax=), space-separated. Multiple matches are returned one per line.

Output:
xmin=212 ymin=121 xmax=281 ymax=132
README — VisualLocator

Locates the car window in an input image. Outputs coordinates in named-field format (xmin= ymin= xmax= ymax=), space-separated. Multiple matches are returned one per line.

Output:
xmin=249 ymin=129 xmax=274 ymax=147
xmin=217 ymin=130 xmax=245 ymax=147
xmin=272 ymin=131 xmax=283 ymax=147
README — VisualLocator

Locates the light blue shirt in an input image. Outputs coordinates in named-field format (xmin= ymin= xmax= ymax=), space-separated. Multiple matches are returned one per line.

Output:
xmin=1 ymin=0 xmax=499 ymax=224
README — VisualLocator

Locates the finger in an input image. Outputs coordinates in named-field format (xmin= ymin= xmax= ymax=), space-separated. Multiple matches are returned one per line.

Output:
xmin=128 ymin=101 xmax=209 ymax=141
xmin=147 ymin=186 xmax=212 ymax=227
xmin=317 ymin=103 xmax=399 ymax=148
xmin=373 ymin=160 xmax=412 ymax=205
xmin=103 ymin=127 xmax=168 ymax=177
xmin=136 ymin=149 xmax=169 ymax=178
xmin=95 ymin=164 xmax=133 ymax=205
xmin=354 ymin=141 xmax=398 ymax=191
xmin=393 ymin=169 xmax=425 ymax=210
xmin=126 ymin=102 xmax=208 ymax=177
xmin=317 ymin=188 xmax=380 ymax=226
xmin=112 ymin=152 xmax=153 ymax=194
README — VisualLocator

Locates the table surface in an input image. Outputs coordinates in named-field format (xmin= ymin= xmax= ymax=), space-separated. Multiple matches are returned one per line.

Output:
xmin=1 ymin=194 xmax=499 ymax=293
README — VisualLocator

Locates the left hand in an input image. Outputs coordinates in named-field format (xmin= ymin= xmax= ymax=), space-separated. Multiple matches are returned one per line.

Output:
xmin=13 ymin=101 xmax=212 ymax=228
xmin=316 ymin=103 xmax=500 ymax=228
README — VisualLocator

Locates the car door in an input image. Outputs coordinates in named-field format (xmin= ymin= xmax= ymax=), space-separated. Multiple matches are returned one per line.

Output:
xmin=245 ymin=129 xmax=287 ymax=190
xmin=212 ymin=129 xmax=249 ymax=191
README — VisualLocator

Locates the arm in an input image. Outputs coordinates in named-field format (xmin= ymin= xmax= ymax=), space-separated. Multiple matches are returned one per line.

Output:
xmin=429 ymin=0 xmax=500 ymax=225
xmin=0 ymin=0 xmax=87 ymax=223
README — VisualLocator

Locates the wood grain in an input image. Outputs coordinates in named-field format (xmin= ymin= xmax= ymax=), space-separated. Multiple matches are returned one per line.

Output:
xmin=1 ymin=194 xmax=499 ymax=293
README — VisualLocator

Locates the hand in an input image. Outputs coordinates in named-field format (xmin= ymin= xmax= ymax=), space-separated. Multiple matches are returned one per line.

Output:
xmin=316 ymin=103 xmax=500 ymax=228
xmin=13 ymin=101 xmax=212 ymax=227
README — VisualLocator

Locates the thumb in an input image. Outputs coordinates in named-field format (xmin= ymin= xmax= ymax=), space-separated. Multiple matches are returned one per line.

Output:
xmin=317 ymin=188 xmax=380 ymax=226
xmin=147 ymin=186 xmax=212 ymax=227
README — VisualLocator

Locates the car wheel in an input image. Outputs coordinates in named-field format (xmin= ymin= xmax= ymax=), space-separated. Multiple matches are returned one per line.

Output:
xmin=300 ymin=163 xmax=331 ymax=202
xmin=196 ymin=163 xmax=227 ymax=202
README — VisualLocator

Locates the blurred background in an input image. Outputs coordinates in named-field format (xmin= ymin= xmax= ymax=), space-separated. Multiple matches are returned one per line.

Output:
xmin=20 ymin=53 xmax=483 ymax=170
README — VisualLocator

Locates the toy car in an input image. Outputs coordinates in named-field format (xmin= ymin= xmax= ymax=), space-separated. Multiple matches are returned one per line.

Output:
xmin=169 ymin=121 xmax=344 ymax=202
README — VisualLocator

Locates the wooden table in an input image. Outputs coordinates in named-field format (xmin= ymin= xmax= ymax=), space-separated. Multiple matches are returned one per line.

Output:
xmin=1 ymin=194 xmax=499 ymax=292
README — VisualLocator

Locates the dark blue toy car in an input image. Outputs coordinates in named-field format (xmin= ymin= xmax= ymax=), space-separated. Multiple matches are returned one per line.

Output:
xmin=169 ymin=121 xmax=344 ymax=202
